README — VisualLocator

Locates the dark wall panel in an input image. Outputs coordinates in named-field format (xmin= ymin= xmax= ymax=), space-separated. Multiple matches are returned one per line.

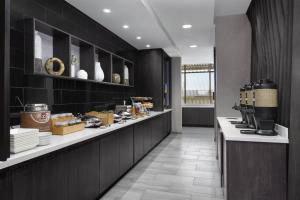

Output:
xmin=288 ymin=0 xmax=300 ymax=199
xmin=247 ymin=0 xmax=293 ymax=127
xmin=10 ymin=0 xmax=138 ymax=125
xmin=0 ymin=0 xmax=10 ymax=160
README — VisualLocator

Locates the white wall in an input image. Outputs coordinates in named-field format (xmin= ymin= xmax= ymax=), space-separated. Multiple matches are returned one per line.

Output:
xmin=171 ymin=57 xmax=182 ymax=133
xmin=215 ymin=14 xmax=252 ymax=118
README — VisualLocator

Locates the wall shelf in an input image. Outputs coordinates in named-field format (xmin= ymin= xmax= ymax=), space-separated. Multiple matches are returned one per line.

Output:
xmin=25 ymin=18 xmax=135 ymax=87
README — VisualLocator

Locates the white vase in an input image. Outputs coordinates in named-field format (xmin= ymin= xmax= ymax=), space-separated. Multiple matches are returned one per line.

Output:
xmin=124 ymin=65 xmax=129 ymax=85
xmin=95 ymin=62 xmax=104 ymax=82
xmin=70 ymin=64 xmax=76 ymax=78
xmin=35 ymin=31 xmax=42 ymax=59
xmin=77 ymin=70 xmax=88 ymax=79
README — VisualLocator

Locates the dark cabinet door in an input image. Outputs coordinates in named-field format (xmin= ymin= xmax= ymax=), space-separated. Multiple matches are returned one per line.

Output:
xmin=168 ymin=112 xmax=172 ymax=134
xmin=152 ymin=116 xmax=163 ymax=147
xmin=162 ymin=113 xmax=170 ymax=137
xmin=67 ymin=140 xmax=100 ymax=200
xmin=0 ymin=170 xmax=11 ymax=200
xmin=12 ymin=162 xmax=37 ymax=200
xmin=143 ymin=119 xmax=152 ymax=154
xmin=100 ymin=133 xmax=120 ymax=193
xmin=134 ymin=122 xmax=145 ymax=163
xmin=119 ymin=127 xmax=134 ymax=175
xmin=36 ymin=153 xmax=68 ymax=200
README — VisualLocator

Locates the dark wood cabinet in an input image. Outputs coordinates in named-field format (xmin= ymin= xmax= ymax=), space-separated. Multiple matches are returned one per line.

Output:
xmin=100 ymin=126 xmax=134 ymax=193
xmin=217 ymin=120 xmax=287 ymax=200
xmin=143 ymin=119 xmax=153 ymax=154
xmin=12 ymin=162 xmax=37 ymax=200
xmin=134 ymin=119 xmax=153 ymax=163
xmin=137 ymin=49 xmax=171 ymax=111
xmin=162 ymin=112 xmax=171 ymax=137
xmin=182 ymin=107 xmax=214 ymax=127
xmin=67 ymin=140 xmax=100 ymax=200
xmin=0 ymin=170 xmax=11 ymax=200
xmin=134 ymin=122 xmax=145 ymax=163
xmin=36 ymin=153 xmax=68 ymax=200
xmin=100 ymin=132 xmax=120 ymax=193
xmin=119 ymin=127 xmax=134 ymax=175
xmin=151 ymin=117 xmax=163 ymax=147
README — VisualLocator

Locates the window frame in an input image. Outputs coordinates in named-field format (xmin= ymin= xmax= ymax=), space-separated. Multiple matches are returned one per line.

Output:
xmin=181 ymin=64 xmax=215 ymax=106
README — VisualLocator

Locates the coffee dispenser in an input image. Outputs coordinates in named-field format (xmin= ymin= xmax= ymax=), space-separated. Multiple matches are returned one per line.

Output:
xmin=231 ymin=86 xmax=248 ymax=125
xmin=253 ymin=79 xmax=278 ymax=135
xmin=244 ymin=83 xmax=256 ymax=129
xmin=240 ymin=79 xmax=278 ymax=135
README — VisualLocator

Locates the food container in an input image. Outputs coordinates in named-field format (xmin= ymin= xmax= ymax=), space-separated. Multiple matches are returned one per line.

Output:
xmin=86 ymin=111 xmax=114 ymax=126
xmin=51 ymin=115 xmax=85 ymax=135
xmin=20 ymin=104 xmax=51 ymax=132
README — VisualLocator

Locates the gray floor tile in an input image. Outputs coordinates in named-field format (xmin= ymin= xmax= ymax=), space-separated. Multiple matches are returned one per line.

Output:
xmin=100 ymin=127 xmax=224 ymax=200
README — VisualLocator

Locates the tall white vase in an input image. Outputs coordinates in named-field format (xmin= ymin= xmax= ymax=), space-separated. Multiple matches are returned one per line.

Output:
xmin=35 ymin=31 xmax=42 ymax=59
xmin=124 ymin=65 xmax=129 ymax=85
xmin=95 ymin=62 xmax=105 ymax=82
xmin=70 ymin=64 xmax=76 ymax=78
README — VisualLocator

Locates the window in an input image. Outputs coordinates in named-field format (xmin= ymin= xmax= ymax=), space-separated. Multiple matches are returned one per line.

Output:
xmin=182 ymin=64 xmax=215 ymax=105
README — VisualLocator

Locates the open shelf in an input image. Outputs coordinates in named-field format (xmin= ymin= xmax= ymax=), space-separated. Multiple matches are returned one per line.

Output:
xmin=70 ymin=37 xmax=95 ymax=80
xmin=25 ymin=19 xmax=71 ymax=76
xmin=124 ymin=60 xmax=134 ymax=86
xmin=112 ymin=55 xmax=124 ymax=84
xmin=25 ymin=18 xmax=134 ymax=87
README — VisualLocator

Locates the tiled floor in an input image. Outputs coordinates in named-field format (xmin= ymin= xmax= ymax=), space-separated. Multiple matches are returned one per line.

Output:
xmin=100 ymin=127 xmax=224 ymax=200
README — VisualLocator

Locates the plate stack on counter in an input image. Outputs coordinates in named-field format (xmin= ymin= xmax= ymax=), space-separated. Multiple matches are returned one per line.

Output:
xmin=10 ymin=128 xmax=39 ymax=154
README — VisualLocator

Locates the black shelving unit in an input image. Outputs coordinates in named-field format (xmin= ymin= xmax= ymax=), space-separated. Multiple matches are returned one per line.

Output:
xmin=25 ymin=18 xmax=135 ymax=87
xmin=0 ymin=0 xmax=10 ymax=161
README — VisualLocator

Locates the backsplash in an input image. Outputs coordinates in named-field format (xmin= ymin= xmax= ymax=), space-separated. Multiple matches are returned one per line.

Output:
xmin=10 ymin=0 xmax=137 ymax=125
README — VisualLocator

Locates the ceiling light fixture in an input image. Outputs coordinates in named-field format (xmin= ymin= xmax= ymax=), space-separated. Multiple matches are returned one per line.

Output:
xmin=146 ymin=44 xmax=151 ymax=48
xmin=123 ymin=25 xmax=129 ymax=29
xmin=136 ymin=36 xmax=142 ymax=40
xmin=189 ymin=45 xmax=198 ymax=48
xmin=182 ymin=24 xmax=192 ymax=29
xmin=103 ymin=8 xmax=111 ymax=13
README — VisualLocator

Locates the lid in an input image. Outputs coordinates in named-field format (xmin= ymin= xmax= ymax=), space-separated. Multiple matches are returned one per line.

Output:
xmin=25 ymin=104 xmax=48 ymax=112
xmin=254 ymin=79 xmax=277 ymax=89
xmin=245 ymin=83 xmax=254 ymax=91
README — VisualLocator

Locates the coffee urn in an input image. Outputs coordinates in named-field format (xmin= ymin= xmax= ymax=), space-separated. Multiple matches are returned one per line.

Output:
xmin=245 ymin=83 xmax=256 ymax=129
xmin=253 ymin=79 xmax=278 ymax=136
xmin=231 ymin=86 xmax=248 ymax=125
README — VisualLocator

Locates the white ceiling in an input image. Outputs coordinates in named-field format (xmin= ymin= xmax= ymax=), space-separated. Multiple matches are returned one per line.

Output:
xmin=65 ymin=0 xmax=251 ymax=65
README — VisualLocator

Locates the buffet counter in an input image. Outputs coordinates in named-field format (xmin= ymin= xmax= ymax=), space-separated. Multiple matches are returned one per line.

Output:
xmin=0 ymin=109 xmax=172 ymax=170
xmin=216 ymin=116 xmax=288 ymax=200
xmin=217 ymin=117 xmax=289 ymax=143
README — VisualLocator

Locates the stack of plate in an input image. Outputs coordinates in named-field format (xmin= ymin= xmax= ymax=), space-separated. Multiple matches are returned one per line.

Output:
xmin=10 ymin=128 xmax=39 ymax=154
xmin=38 ymin=132 xmax=52 ymax=146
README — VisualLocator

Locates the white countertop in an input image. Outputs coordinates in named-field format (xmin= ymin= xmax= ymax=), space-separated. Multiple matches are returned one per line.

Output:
xmin=0 ymin=110 xmax=172 ymax=170
xmin=217 ymin=117 xmax=289 ymax=144
xmin=182 ymin=105 xmax=214 ymax=108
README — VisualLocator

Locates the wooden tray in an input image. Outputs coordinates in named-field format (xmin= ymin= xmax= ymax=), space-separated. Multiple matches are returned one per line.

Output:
xmin=51 ymin=116 xmax=85 ymax=135
xmin=52 ymin=123 xmax=85 ymax=135
xmin=86 ymin=111 xmax=114 ymax=126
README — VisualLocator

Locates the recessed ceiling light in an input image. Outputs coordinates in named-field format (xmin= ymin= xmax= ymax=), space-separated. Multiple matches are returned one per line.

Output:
xmin=146 ymin=44 xmax=151 ymax=48
xmin=189 ymin=45 xmax=198 ymax=48
xmin=123 ymin=25 xmax=129 ymax=29
xmin=103 ymin=8 xmax=111 ymax=13
xmin=182 ymin=24 xmax=192 ymax=29
xmin=136 ymin=36 xmax=142 ymax=40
